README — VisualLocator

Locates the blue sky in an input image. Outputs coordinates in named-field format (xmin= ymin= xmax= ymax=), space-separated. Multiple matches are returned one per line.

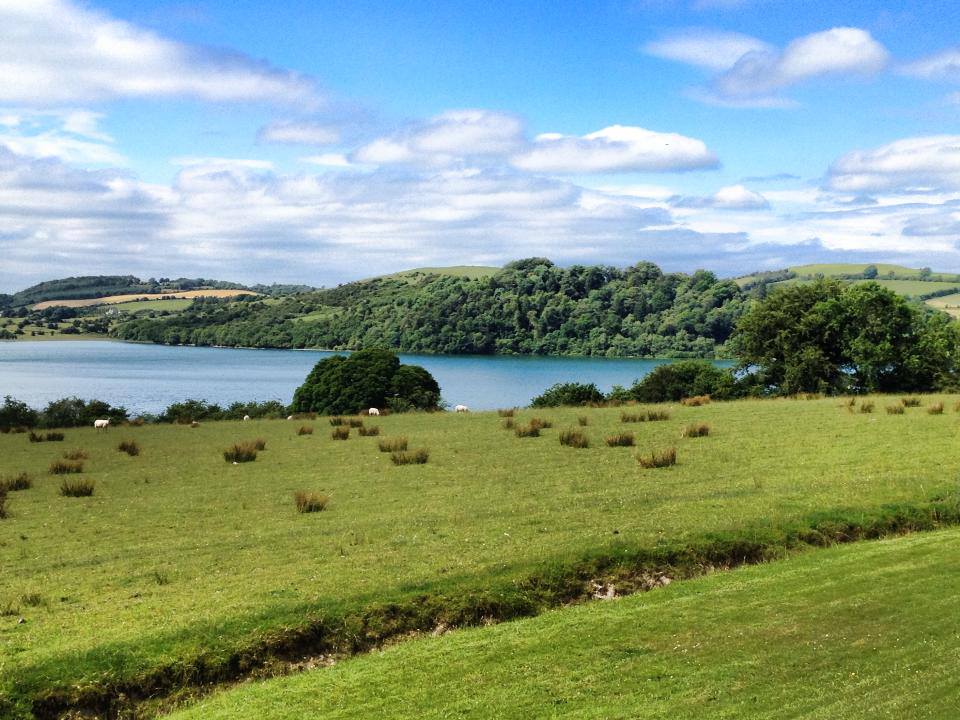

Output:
xmin=2 ymin=0 xmax=960 ymax=290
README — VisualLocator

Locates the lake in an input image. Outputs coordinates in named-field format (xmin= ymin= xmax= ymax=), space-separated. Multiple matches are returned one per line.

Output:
xmin=0 ymin=341 xmax=729 ymax=413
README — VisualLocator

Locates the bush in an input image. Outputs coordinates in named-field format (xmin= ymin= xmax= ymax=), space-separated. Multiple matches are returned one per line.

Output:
xmin=118 ymin=440 xmax=140 ymax=456
xmin=681 ymin=422 xmax=710 ymax=438
xmin=390 ymin=449 xmax=430 ymax=465
xmin=501 ymin=418 xmax=515 ymax=430
xmin=292 ymin=349 xmax=440 ymax=415
xmin=886 ymin=404 xmax=904 ymax=415
xmin=629 ymin=361 xmax=738 ymax=403
xmin=859 ymin=402 xmax=875 ymax=414
xmin=605 ymin=432 xmax=635 ymax=447
xmin=558 ymin=429 xmax=589 ymax=448
xmin=63 ymin=448 xmax=89 ymax=460
xmin=497 ymin=409 xmax=515 ymax=417
xmin=160 ymin=399 xmax=224 ymax=424
xmin=378 ymin=437 xmax=408 ymax=452
xmin=40 ymin=397 xmax=128 ymax=428
xmin=331 ymin=427 xmax=350 ymax=440
xmin=680 ymin=395 xmax=711 ymax=407
xmin=636 ymin=447 xmax=677 ymax=468
xmin=358 ymin=425 xmax=380 ymax=436
xmin=59 ymin=478 xmax=95 ymax=496
xmin=49 ymin=459 xmax=84 ymax=474
xmin=223 ymin=442 xmax=258 ymax=463
xmin=577 ymin=416 xmax=588 ymax=426
xmin=531 ymin=382 xmax=605 ymax=408
xmin=901 ymin=397 xmax=922 ymax=407
xmin=928 ymin=402 xmax=944 ymax=415
xmin=0 ymin=396 xmax=38 ymax=430
xmin=0 ymin=473 xmax=31 ymax=492
xmin=223 ymin=400 xmax=288 ymax=420
xmin=514 ymin=423 xmax=541 ymax=438
xmin=297 ymin=425 xmax=314 ymax=436
xmin=294 ymin=491 xmax=329 ymax=513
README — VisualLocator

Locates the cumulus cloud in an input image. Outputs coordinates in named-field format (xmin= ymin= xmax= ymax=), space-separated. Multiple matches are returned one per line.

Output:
xmin=828 ymin=135 xmax=960 ymax=192
xmin=901 ymin=48 xmax=960 ymax=83
xmin=258 ymin=122 xmax=341 ymax=146
xmin=0 ymin=0 xmax=316 ymax=105
xmin=672 ymin=184 xmax=769 ymax=209
xmin=0 ymin=110 xmax=124 ymax=164
xmin=353 ymin=110 xmax=525 ymax=166
xmin=510 ymin=125 xmax=718 ymax=174
xmin=647 ymin=27 xmax=889 ymax=106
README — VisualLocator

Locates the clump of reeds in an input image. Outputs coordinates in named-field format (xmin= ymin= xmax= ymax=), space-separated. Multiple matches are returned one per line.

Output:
xmin=577 ymin=416 xmax=588 ymax=426
xmin=0 ymin=490 xmax=7 ymax=519
xmin=680 ymin=395 xmax=711 ymax=407
xmin=49 ymin=459 xmax=84 ymax=475
xmin=636 ymin=447 xmax=677 ymax=469
xmin=223 ymin=442 xmax=258 ymax=463
xmin=252 ymin=438 xmax=267 ymax=451
xmin=190 ymin=421 xmax=200 ymax=428
xmin=529 ymin=417 xmax=552 ymax=429
xmin=331 ymin=427 xmax=350 ymax=440
xmin=0 ymin=472 xmax=31 ymax=492
xmin=128 ymin=417 xmax=145 ymax=427
xmin=886 ymin=404 xmax=904 ymax=415
xmin=347 ymin=418 xmax=364 ymax=428
xmin=859 ymin=402 xmax=875 ymax=414
xmin=514 ymin=423 xmax=541 ymax=438
xmin=605 ymin=432 xmax=635 ymax=447
xmin=621 ymin=409 xmax=671 ymax=422
xmin=297 ymin=425 xmax=314 ymax=436
xmin=59 ymin=477 xmax=95 ymax=497
xmin=329 ymin=416 xmax=346 ymax=426
xmin=681 ymin=422 xmax=710 ymax=438
xmin=378 ymin=436 xmax=408 ymax=452
xmin=928 ymin=402 xmax=944 ymax=415
xmin=901 ymin=397 xmax=921 ymax=408
xmin=497 ymin=408 xmax=515 ymax=417
xmin=501 ymin=418 xmax=515 ymax=430
xmin=390 ymin=448 xmax=430 ymax=465
xmin=30 ymin=431 xmax=65 ymax=443
xmin=63 ymin=448 xmax=89 ymax=460
xmin=294 ymin=491 xmax=329 ymax=513
xmin=358 ymin=425 xmax=380 ymax=436
xmin=118 ymin=440 xmax=140 ymax=456
xmin=559 ymin=429 xmax=589 ymax=448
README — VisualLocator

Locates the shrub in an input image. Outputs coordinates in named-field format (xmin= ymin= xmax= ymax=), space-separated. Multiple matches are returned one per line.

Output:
xmin=49 ymin=460 xmax=84 ymax=474
xmin=297 ymin=425 xmax=314 ymax=436
xmin=329 ymin=416 xmax=346 ymax=426
xmin=60 ymin=477 xmax=95 ymax=496
xmin=680 ymin=395 xmax=711 ymax=407
xmin=331 ymin=427 xmax=350 ymax=440
xmin=294 ymin=491 xmax=329 ymax=513
xmin=859 ymin=402 xmax=875 ymax=414
xmin=118 ymin=440 xmax=140 ymax=456
xmin=530 ymin=382 xmax=605 ymax=408
xmin=514 ymin=423 xmax=541 ymax=438
xmin=629 ymin=361 xmax=738 ymax=403
xmin=223 ymin=400 xmax=288 ymax=420
xmin=358 ymin=425 xmax=380 ymax=436
xmin=347 ymin=418 xmax=364 ymax=428
xmin=558 ymin=429 xmax=589 ymax=448
xmin=40 ymin=397 xmax=128 ymax=428
xmin=390 ymin=449 xmax=430 ymax=465
xmin=605 ymin=432 xmax=635 ymax=447
xmin=0 ymin=473 xmax=31 ymax=492
xmin=223 ymin=442 xmax=258 ymax=463
xmin=636 ymin=447 xmax=677 ymax=469
xmin=0 ymin=395 xmax=39 ymax=431
xmin=160 ymin=399 xmax=224 ymax=424
xmin=0 ymin=490 xmax=7 ymax=519
xmin=901 ymin=397 xmax=922 ymax=407
xmin=529 ymin=417 xmax=552 ymax=429
xmin=501 ymin=418 xmax=515 ymax=430
xmin=886 ymin=404 xmax=905 ymax=415
xmin=577 ymin=416 xmax=588 ymax=426
xmin=497 ymin=409 xmax=515 ymax=417
xmin=252 ymin=438 xmax=267 ymax=451
xmin=378 ymin=436 xmax=408 ymax=452
xmin=928 ymin=402 xmax=944 ymax=415
xmin=63 ymin=448 xmax=89 ymax=460
xmin=681 ymin=422 xmax=710 ymax=438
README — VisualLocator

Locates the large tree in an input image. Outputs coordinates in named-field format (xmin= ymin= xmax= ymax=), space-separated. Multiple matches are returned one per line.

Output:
xmin=735 ymin=280 xmax=960 ymax=394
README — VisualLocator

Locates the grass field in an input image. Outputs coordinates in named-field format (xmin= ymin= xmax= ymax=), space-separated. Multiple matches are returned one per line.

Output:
xmin=107 ymin=298 xmax=197 ymax=313
xmin=2 ymin=397 xmax=960 ymax=716
xmin=772 ymin=277 xmax=960 ymax=298
xmin=168 ymin=527 xmax=960 ymax=719
xmin=31 ymin=289 xmax=256 ymax=310
xmin=379 ymin=265 xmax=501 ymax=281
xmin=924 ymin=292 xmax=960 ymax=318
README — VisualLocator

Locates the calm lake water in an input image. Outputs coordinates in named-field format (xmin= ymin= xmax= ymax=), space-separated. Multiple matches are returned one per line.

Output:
xmin=0 ymin=341 xmax=729 ymax=413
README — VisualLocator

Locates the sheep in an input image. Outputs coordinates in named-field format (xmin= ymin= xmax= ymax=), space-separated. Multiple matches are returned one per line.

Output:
xmin=455 ymin=405 xmax=469 ymax=413
xmin=368 ymin=408 xmax=381 ymax=416
xmin=243 ymin=415 xmax=251 ymax=421
xmin=93 ymin=419 xmax=110 ymax=430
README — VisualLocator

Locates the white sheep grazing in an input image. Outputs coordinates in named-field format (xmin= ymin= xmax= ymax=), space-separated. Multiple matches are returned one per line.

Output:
xmin=243 ymin=415 xmax=251 ymax=421
xmin=93 ymin=418 xmax=110 ymax=430
xmin=287 ymin=415 xmax=295 ymax=421
xmin=368 ymin=407 xmax=381 ymax=416
xmin=455 ymin=404 xmax=469 ymax=413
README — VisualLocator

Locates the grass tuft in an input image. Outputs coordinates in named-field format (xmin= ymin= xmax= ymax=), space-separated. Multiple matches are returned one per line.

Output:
xmin=928 ymin=402 xmax=944 ymax=415
xmin=49 ymin=459 xmax=84 ymax=475
xmin=330 ymin=427 xmax=350 ymax=441
xmin=294 ymin=491 xmax=330 ymax=513
xmin=497 ymin=409 xmax=515 ymax=417
xmin=348 ymin=418 xmax=365 ymax=428
xmin=901 ymin=397 xmax=921 ymax=408
xmin=223 ymin=442 xmax=258 ymax=463
xmin=886 ymin=404 xmax=905 ymax=415
xmin=297 ymin=425 xmax=313 ymax=436
xmin=378 ymin=437 xmax=408 ymax=452
xmin=529 ymin=417 xmax=552 ymax=429
xmin=558 ymin=429 xmax=589 ymax=448
xmin=514 ymin=423 xmax=541 ymax=438
xmin=680 ymin=395 xmax=711 ymax=407
xmin=63 ymin=448 xmax=89 ymax=460
xmin=390 ymin=449 xmax=430 ymax=465
xmin=501 ymin=418 xmax=515 ymax=430
xmin=636 ymin=447 xmax=677 ymax=469
xmin=118 ymin=440 xmax=140 ymax=456
xmin=577 ymin=415 xmax=588 ymax=426
xmin=622 ymin=409 xmax=671 ymax=423
xmin=30 ymin=431 xmax=65 ymax=443
xmin=0 ymin=472 xmax=32 ymax=492
xmin=59 ymin=477 xmax=95 ymax=497
xmin=358 ymin=425 xmax=380 ymax=436
xmin=681 ymin=422 xmax=711 ymax=438
xmin=329 ymin=417 xmax=346 ymax=426
xmin=0 ymin=489 xmax=7 ymax=519
xmin=605 ymin=432 xmax=635 ymax=447
xmin=859 ymin=402 xmax=875 ymax=414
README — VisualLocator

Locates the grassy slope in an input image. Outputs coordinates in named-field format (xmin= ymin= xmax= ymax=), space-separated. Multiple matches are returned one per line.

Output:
xmin=3 ymin=398 xmax=960 ymax=710
xmin=924 ymin=292 xmax=960 ymax=318
xmin=169 ymin=528 xmax=960 ymax=720
xmin=377 ymin=266 xmax=500 ymax=281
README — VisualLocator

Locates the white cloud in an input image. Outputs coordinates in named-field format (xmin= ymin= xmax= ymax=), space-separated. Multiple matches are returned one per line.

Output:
xmin=0 ymin=0 xmax=316 ymax=105
xmin=301 ymin=153 xmax=352 ymax=167
xmin=0 ymin=110 xmax=123 ymax=164
xmin=673 ymin=184 xmax=769 ymax=209
xmin=828 ymin=135 xmax=960 ymax=192
xmin=901 ymin=48 xmax=960 ymax=83
xmin=644 ymin=30 xmax=772 ymax=71
xmin=353 ymin=110 xmax=525 ymax=166
xmin=511 ymin=125 xmax=718 ymax=174
xmin=259 ymin=122 xmax=340 ymax=146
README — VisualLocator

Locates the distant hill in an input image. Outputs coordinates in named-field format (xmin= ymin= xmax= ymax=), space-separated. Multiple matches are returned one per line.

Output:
xmin=8 ymin=275 xmax=252 ymax=309
xmin=378 ymin=266 xmax=501 ymax=281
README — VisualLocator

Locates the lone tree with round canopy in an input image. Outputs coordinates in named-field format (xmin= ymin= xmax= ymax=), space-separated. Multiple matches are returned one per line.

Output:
xmin=291 ymin=349 xmax=441 ymax=415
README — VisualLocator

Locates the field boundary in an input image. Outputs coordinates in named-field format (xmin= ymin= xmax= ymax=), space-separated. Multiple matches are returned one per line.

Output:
xmin=18 ymin=495 xmax=960 ymax=720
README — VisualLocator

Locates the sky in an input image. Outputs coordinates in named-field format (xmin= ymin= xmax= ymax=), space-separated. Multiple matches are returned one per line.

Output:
xmin=2 ymin=0 xmax=960 ymax=291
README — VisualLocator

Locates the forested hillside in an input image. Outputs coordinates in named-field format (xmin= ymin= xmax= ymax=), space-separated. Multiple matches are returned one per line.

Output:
xmin=8 ymin=275 xmax=250 ymax=308
xmin=114 ymin=258 xmax=747 ymax=357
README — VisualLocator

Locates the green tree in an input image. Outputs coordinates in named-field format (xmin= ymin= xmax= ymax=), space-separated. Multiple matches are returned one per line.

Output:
xmin=628 ymin=360 xmax=738 ymax=402
xmin=863 ymin=264 xmax=878 ymax=279
xmin=530 ymin=382 xmax=605 ymax=407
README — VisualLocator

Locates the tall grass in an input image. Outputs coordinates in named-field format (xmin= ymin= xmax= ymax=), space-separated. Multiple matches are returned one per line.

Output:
xmin=0 ymin=489 xmax=7 ymax=519
xmin=558 ymin=429 xmax=589 ymax=448
xmin=680 ymin=395 xmax=711 ymax=407
xmin=497 ymin=409 xmax=515 ymax=417
xmin=577 ymin=416 xmax=588 ymax=426
xmin=63 ymin=449 xmax=89 ymax=460
xmin=605 ymin=432 xmax=635 ymax=447
xmin=329 ymin=417 xmax=346 ymax=426
xmin=859 ymin=402 xmax=875 ymax=414
xmin=0 ymin=472 xmax=32 ymax=492
xmin=636 ymin=447 xmax=677 ymax=469
xmin=901 ymin=397 xmax=921 ymax=408
xmin=886 ymin=404 xmax=905 ymax=415
xmin=529 ymin=417 xmax=553 ymax=430
xmin=331 ymin=427 xmax=350 ymax=441
xmin=252 ymin=438 xmax=267 ymax=451
xmin=294 ymin=491 xmax=329 ymax=514
xmin=378 ymin=437 xmax=408 ymax=452
xmin=681 ymin=422 xmax=710 ymax=438
xmin=223 ymin=442 xmax=258 ymax=463
xmin=30 ymin=431 xmax=65 ymax=443
xmin=928 ymin=402 xmax=944 ymax=415
xmin=390 ymin=449 xmax=430 ymax=465
xmin=358 ymin=425 xmax=381 ymax=436
xmin=501 ymin=418 xmax=515 ymax=430
xmin=297 ymin=425 xmax=314 ymax=436
xmin=49 ymin=459 xmax=84 ymax=475
xmin=59 ymin=478 xmax=95 ymax=497
xmin=348 ymin=418 xmax=365 ymax=429
xmin=118 ymin=440 xmax=140 ymax=456
xmin=514 ymin=423 xmax=541 ymax=438
xmin=621 ymin=409 xmax=671 ymax=423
